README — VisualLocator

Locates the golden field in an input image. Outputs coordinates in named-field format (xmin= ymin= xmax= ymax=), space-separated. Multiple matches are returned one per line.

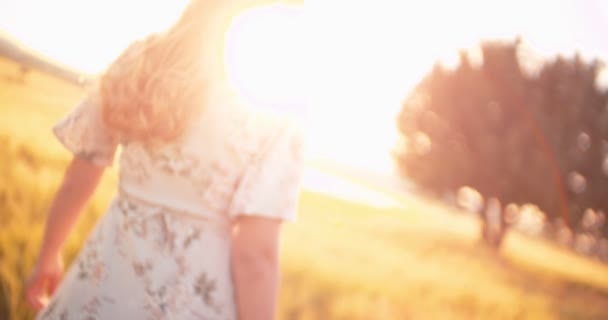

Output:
xmin=1 ymin=57 xmax=607 ymax=319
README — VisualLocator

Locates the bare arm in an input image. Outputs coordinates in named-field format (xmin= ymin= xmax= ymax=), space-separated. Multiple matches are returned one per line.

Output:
xmin=37 ymin=156 xmax=105 ymax=265
xmin=27 ymin=156 xmax=105 ymax=309
xmin=231 ymin=216 xmax=282 ymax=320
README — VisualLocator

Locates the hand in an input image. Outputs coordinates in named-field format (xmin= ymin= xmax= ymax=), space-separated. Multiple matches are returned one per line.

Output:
xmin=25 ymin=256 xmax=64 ymax=310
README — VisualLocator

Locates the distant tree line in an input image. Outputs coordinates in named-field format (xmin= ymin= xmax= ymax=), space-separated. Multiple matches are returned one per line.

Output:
xmin=395 ymin=39 xmax=608 ymax=259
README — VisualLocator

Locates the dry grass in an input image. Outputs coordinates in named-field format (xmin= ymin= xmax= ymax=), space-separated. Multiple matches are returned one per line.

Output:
xmin=1 ymin=57 xmax=607 ymax=319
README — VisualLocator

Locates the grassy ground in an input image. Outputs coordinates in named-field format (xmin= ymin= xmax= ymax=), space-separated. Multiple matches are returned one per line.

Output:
xmin=1 ymin=56 xmax=607 ymax=319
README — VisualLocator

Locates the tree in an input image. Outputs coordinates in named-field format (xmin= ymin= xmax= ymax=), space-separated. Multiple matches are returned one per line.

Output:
xmin=395 ymin=39 xmax=608 ymax=248
xmin=539 ymin=57 xmax=608 ymax=245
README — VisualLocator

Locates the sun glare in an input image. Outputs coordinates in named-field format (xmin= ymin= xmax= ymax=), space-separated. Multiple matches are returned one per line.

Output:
xmin=225 ymin=4 xmax=305 ymax=117
xmin=1 ymin=0 xmax=602 ymax=174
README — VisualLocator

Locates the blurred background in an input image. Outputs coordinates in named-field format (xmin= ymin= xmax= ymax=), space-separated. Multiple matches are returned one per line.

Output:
xmin=1 ymin=0 xmax=608 ymax=319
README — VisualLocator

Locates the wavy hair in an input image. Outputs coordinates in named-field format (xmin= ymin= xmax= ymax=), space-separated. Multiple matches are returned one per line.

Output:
xmin=99 ymin=0 xmax=213 ymax=145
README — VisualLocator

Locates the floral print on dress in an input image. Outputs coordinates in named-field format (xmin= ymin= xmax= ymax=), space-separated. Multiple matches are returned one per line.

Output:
xmin=194 ymin=272 xmax=221 ymax=313
xmin=76 ymin=244 xmax=107 ymax=285
xmin=41 ymin=88 xmax=304 ymax=320
xmin=228 ymin=124 xmax=304 ymax=221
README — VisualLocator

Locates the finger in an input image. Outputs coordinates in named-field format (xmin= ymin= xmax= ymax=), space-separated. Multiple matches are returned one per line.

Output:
xmin=26 ymin=280 xmax=45 ymax=310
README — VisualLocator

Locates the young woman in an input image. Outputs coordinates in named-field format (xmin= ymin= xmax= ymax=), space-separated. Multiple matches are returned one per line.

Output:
xmin=25 ymin=1 xmax=304 ymax=319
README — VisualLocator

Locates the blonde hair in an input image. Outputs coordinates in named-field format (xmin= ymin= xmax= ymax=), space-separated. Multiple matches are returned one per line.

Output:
xmin=99 ymin=0 xmax=211 ymax=145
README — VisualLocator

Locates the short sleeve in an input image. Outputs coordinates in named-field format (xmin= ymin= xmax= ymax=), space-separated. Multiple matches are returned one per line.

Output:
xmin=53 ymin=93 xmax=118 ymax=167
xmin=228 ymin=124 xmax=305 ymax=222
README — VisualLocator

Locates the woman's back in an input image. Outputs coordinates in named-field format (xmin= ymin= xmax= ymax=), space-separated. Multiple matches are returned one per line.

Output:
xmin=117 ymin=85 xmax=303 ymax=221
xmin=37 ymin=85 xmax=304 ymax=319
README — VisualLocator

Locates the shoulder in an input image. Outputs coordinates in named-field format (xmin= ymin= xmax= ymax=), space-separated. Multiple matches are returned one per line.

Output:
xmin=202 ymin=84 xmax=306 ymax=154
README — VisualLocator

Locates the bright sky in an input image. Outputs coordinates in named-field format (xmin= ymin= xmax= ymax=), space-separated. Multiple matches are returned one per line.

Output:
xmin=0 ymin=0 xmax=607 ymax=174
xmin=307 ymin=0 xmax=608 ymax=173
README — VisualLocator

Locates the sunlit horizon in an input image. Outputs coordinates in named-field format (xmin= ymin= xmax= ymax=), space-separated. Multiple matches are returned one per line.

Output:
xmin=1 ymin=0 xmax=607 ymax=175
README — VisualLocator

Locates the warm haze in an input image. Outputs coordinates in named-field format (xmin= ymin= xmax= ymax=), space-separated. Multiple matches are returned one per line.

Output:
xmin=2 ymin=1 xmax=608 ymax=319
xmin=1 ymin=0 xmax=607 ymax=174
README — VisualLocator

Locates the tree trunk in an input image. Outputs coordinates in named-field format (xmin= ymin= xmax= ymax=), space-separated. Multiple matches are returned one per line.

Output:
xmin=480 ymin=198 xmax=507 ymax=248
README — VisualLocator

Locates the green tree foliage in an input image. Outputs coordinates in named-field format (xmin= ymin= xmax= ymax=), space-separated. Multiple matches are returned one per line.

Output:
xmin=395 ymin=39 xmax=608 ymax=246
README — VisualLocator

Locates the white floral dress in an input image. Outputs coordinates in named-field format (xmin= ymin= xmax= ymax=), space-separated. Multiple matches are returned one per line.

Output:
xmin=36 ymin=86 xmax=305 ymax=320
